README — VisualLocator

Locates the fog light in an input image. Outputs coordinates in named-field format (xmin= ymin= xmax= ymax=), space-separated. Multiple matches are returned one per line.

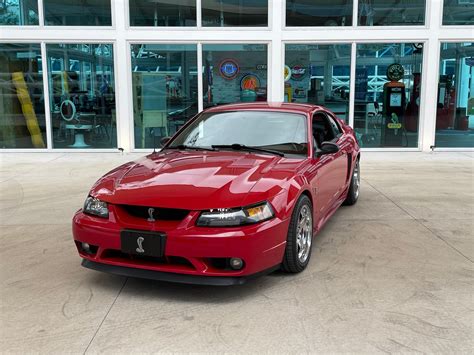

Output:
xmin=82 ymin=242 xmax=91 ymax=253
xmin=229 ymin=258 xmax=244 ymax=270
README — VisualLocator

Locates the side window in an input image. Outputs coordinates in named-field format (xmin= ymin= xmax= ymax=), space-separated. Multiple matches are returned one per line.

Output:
xmin=312 ymin=112 xmax=336 ymax=148
xmin=327 ymin=115 xmax=342 ymax=137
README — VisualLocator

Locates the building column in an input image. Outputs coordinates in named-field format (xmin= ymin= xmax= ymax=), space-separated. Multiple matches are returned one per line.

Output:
xmin=113 ymin=0 xmax=133 ymax=152
xmin=420 ymin=0 xmax=443 ymax=151
xmin=268 ymin=0 xmax=284 ymax=103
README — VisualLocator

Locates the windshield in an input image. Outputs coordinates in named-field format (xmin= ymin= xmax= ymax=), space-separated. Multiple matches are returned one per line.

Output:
xmin=168 ymin=111 xmax=308 ymax=155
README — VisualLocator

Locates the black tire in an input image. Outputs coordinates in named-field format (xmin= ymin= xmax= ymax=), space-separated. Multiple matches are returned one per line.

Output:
xmin=282 ymin=195 xmax=313 ymax=273
xmin=343 ymin=158 xmax=360 ymax=206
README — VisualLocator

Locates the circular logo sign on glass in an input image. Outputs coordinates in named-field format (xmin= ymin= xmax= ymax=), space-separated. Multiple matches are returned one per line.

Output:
xmin=240 ymin=74 xmax=261 ymax=91
xmin=284 ymin=65 xmax=292 ymax=81
xmin=291 ymin=65 xmax=306 ymax=81
xmin=219 ymin=59 xmax=239 ymax=80
xmin=387 ymin=63 xmax=405 ymax=82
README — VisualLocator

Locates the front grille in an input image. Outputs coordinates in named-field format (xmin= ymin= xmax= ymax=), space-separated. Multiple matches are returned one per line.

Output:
xmin=120 ymin=205 xmax=190 ymax=221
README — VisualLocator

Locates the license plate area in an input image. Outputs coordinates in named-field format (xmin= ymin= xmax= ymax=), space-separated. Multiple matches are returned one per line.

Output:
xmin=120 ymin=229 xmax=166 ymax=258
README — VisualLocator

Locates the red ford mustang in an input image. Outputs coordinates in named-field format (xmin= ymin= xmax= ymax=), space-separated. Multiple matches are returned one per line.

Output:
xmin=73 ymin=103 xmax=360 ymax=285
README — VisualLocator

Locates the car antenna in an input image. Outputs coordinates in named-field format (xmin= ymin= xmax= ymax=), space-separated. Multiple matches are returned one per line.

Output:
xmin=153 ymin=129 xmax=156 ymax=154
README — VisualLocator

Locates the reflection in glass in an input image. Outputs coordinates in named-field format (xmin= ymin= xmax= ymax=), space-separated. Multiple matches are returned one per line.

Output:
xmin=170 ymin=111 xmax=308 ymax=156
xmin=286 ymin=0 xmax=352 ymax=27
xmin=202 ymin=44 xmax=268 ymax=108
xmin=285 ymin=44 xmax=351 ymax=122
xmin=0 ymin=0 xmax=39 ymax=25
xmin=354 ymin=43 xmax=423 ymax=148
xmin=131 ymin=44 xmax=198 ymax=149
xmin=46 ymin=44 xmax=116 ymax=148
xmin=202 ymin=0 xmax=268 ymax=27
xmin=129 ymin=0 xmax=196 ymax=26
xmin=358 ymin=0 xmax=425 ymax=26
xmin=443 ymin=0 xmax=474 ymax=26
xmin=435 ymin=43 xmax=474 ymax=148
xmin=44 ymin=0 xmax=112 ymax=26
xmin=0 ymin=44 xmax=46 ymax=148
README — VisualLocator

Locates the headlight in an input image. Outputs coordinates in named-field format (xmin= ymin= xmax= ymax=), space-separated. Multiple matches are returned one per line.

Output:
xmin=196 ymin=202 xmax=274 ymax=227
xmin=83 ymin=196 xmax=109 ymax=218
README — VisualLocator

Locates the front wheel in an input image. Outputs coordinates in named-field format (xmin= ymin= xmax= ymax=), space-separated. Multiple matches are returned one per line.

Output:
xmin=343 ymin=158 xmax=360 ymax=206
xmin=282 ymin=195 xmax=313 ymax=273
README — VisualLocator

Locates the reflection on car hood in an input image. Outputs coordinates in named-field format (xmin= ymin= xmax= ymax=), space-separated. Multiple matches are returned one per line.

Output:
xmin=90 ymin=150 xmax=305 ymax=210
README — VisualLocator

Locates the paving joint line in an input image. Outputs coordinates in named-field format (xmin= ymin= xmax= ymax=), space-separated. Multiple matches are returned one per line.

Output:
xmin=459 ymin=152 xmax=474 ymax=159
xmin=83 ymin=277 xmax=128 ymax=354
xmin=0 ymin=153 xmax=67 ymax=184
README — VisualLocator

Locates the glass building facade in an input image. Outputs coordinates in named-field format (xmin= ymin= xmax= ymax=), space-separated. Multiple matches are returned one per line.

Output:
xmin=202 ymin=0 xmax=268 ymax=27
xmin=354 ymin=43 xmax=423 ymax=148
xmin=358 ymin=0 xmax=426 ymax=26
xmin=131 ymin=44 xmax=198 ymax=148
xmin=43 ymin=0 xmax=112 ymax=26
xmin=435 ymin=43 xmax=474 ymax=148
xmin=285 ymin=44 xmax=351 ymax=122
xmin=443 ymin=0 xmax=474 ymax=26
xmin=46 ymin=43 xmax=116 ymax=148
xmin=0 ymin=43 xmax=46 ymax=148
xmin=286 ymin=1 xmax=353 ymax=27
xmin=203 ymin=44 xmax=268 ymax=107
xmin=0 ymin=0 xmax=39 ymax=25
xmin=354 ymin=43 xmax=423 ymax=147
xmin=1 ymin=0 xmax=473 ymax=151
xmin=129 ymin=0 xmax=197 ymax=27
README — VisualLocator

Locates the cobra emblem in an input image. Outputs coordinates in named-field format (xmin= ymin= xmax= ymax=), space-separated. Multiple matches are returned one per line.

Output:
xmin=136 ymin=237 xmax=145 ymax=253
xmin=147 ymin=207 xmax=155 ymax=222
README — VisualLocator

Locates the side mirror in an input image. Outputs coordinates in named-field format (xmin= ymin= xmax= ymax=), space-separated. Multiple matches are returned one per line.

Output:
xmin=317 ymin=142 xmax=339 ymax=156
xmin=160 ymin=136 xmax=171 ymax=147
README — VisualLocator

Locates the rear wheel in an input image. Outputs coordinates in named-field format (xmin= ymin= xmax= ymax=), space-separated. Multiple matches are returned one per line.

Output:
xmin=343 ymin=158 xmax=360 ymax=206
xmin=282 ymin=195 xmax=313 ymax=273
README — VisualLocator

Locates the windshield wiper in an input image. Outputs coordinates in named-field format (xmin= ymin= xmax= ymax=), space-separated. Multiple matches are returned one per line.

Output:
xmin=212 ymin=144 xmax=285 ymax=157
xmin=166 ymin=144 xmax=217 ymax=152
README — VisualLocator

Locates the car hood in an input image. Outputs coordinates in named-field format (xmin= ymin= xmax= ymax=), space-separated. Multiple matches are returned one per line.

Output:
xmin=90 ymin=150 xmax=304 ymax=210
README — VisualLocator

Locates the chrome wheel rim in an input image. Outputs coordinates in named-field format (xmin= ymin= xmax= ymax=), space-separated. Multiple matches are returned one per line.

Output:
xmin=296 ymin=205 xmax=312 ymax=263
xmin=353 ymin=161 xmax=360 ymax=199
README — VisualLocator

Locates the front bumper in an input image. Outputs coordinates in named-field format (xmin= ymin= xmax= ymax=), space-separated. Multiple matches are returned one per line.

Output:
xmin=73 ymin=206 xmax=290 ymax=283
xmin=82 ymin=259 xmax=280 ymax=286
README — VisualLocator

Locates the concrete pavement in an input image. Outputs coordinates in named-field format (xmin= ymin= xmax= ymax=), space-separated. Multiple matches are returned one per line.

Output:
xmin=1 ymin=151 xmax=473 ymax=353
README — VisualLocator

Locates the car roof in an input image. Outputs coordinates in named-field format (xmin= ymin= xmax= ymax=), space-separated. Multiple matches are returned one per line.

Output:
xmin=203 ymin=102 xmax=324 ymax=115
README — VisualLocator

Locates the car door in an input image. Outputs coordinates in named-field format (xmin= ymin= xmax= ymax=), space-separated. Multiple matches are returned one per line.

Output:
xmin=325 ymin=112 xmax=350 ymax=198
xmin=310 ymin=111 xmax=348 ymax=219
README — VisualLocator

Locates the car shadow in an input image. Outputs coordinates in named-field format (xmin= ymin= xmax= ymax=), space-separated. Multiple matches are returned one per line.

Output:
xmin=84 ymin=211 xmax=340 ymax=303
xmin=86 ymin=269 xmax=290 ymax=303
